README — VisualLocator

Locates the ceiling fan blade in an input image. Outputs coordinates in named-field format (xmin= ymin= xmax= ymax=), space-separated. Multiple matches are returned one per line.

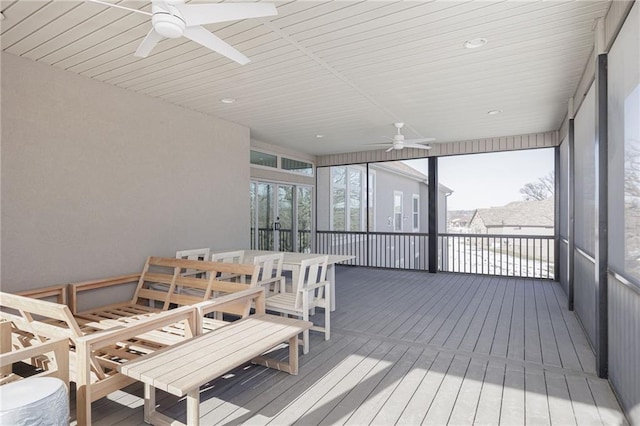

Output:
xmin=134 ymin=28 xmax=163 ymax=57
xmin=385 ymin=146 xmax=394 ymax=153
xmin=183 ymin=26 xmax=250 ymax=65
xmin=405 ymin=137 xmax=436 ymax=144
xmin=404 ymin=143 xmax=432 ymax=150
xmin=364 ymin=143 xmax=393 ymax=146
xmin=87 ymin=0 xmax=152 ymax=16
xmin=176 ymin=3 xmax=277 ymax=27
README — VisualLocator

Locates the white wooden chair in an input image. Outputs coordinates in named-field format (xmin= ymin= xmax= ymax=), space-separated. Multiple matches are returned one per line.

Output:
xmin=251 ymin=253 xmax=285 ymax=296
xmin=175 ymin=248 xmax=212 ymax=278
xmin=211 ymin=250 xmax=246 ymax=283
xmin=264 ymin=255 xmax=330 ymax=354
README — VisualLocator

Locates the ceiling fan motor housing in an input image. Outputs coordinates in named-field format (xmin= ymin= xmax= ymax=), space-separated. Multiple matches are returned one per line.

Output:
xmin=151 ymin=2 xmax=186 ymax=39
xmin=152 ymin=13 xmax=185 ymax=38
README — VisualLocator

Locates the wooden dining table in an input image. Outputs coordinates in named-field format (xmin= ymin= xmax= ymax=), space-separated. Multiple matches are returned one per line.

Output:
xmin=212 ymin=250 xmax=354 ymax=312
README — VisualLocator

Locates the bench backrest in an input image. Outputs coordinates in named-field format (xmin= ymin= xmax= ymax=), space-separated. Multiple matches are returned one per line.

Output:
xmin=132 ymin=257 xmax=259 ymax=309
xmin=0 ymin=290 xmax=83 ymax=342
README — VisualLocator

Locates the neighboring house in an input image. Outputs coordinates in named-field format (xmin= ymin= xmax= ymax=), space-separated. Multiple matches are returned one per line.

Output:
xmin=370 ymin=162 xmax=452 ymax=233
xmin=468 ymin=198 xmax=554 ymax=235
xmin=317 ymin=161 xmax=452 ymax=233
xmin=316 ymin=161 xmax=453 ymax=269
xmin=447 ymin=210 xmax=475 ymax=233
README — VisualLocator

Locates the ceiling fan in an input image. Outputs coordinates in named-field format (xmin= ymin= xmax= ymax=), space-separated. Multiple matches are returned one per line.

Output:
xmin=88 ymin=0 xmax=278 ymax=64
xmin=367 ymin=123 xmax=435 ymax=152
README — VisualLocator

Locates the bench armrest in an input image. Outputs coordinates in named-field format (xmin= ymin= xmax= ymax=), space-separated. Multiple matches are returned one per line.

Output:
xmin=68 ymin=273 xmax=141 ymax=314
xmin=17 ymin=285 xmax=68 ymax=305
xmin=194 ymin=287 xmax=265 ymax=330
xmin=0 ymin=337 xmax=69 ymax=386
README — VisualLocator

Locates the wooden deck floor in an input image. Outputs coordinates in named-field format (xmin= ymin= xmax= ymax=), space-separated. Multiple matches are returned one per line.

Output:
xmin=80 ymin=268 xmax=628 ymax=425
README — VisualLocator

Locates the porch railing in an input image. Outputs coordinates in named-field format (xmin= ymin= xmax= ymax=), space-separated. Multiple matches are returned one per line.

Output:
xmin=316 ymin=230 xmax=428 ymax=270
xmin=438 ymin=233 xmax=554 ymax=279
xmin=315 ymin=230 xmax=555 ymax=279
xmin=250 ymin=228 xmax=312 ymax=252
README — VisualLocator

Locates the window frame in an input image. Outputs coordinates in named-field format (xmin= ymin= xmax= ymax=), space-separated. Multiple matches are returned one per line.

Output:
xmin=412 ymin=194 xmax=420 ymax=232
xmin=250 ymin=149 xmax=315 ymax=177
xmin=329 ymin=165 xmax=367 ymax=231
xmin=393 ymin=190 xmax=403 ymax=232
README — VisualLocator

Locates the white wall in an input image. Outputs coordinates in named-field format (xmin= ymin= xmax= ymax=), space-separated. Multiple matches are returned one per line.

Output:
xmin=1 ymin=53 xmax=250 ymax=293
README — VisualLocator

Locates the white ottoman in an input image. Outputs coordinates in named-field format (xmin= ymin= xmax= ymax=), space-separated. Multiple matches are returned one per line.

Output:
xmin=0 ymin=377 xmax=68 ymax=425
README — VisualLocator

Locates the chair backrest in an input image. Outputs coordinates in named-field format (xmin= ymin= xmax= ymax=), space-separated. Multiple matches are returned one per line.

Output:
xmin=211 ymin=250 xmax=244 ymax=264
xmin=176 ymin=248 xmax=212 ymax=277
xmin=211 ymin=250 xmax=245 ymax=281
xmin=252 ymin=253 xmax=284 ymax=288
xmin=295 ymin=255 xmax=329 ymax=308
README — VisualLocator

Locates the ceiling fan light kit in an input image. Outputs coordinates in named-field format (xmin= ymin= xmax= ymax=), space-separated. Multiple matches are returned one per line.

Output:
xmin=90 ymin=0 xmax=277 ymax=64
xmin=366 ymin=123 xmax=435 ymax=152
xmin=152 ymin=12 xmax=185 ymax=39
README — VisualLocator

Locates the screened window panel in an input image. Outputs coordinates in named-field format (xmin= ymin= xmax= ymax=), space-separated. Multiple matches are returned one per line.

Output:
xmin=559 ymin=136 xmax=569 ymax=240
xmin=281 ymin=157 xmax=313 ymax=175
xmin=316 ymin=167 xmax=331 ymax=231
xmin=574 ymin=84 xmax=596 ymax=255
xmin=608 ymin=3 xmax=640 ymax=282
xmin=250 ymin=150 xmax=277 ymax=168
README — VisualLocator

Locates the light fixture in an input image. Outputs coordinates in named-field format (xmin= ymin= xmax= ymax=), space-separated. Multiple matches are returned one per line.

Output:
xmin=487 ymin=109 xmax=503 ymax=115
xmin=220 ymin=98 xmax=236 ymax=104
xmin=316 ymin=134 xmax=324 ymax=138
xmin=464 ymin=38 xmax=487 ymax=49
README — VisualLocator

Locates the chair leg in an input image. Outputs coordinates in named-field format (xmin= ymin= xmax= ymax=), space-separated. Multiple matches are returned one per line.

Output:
xmin=302 ymin=310 xmax=310 ymax=354
xmin=325 ymin=285 xmax=330 ymax=341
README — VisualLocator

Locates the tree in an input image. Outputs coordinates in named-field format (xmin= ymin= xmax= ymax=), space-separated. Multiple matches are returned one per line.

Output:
xmin=520 ymin=171 xmax=554 ymax=201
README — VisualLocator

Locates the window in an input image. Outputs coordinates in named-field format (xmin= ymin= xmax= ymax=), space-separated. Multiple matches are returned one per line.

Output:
xmin=329 ymin=166 xmax=366 ymax=231
xmin=250 ymin=150 xmax=277 ymax=168
xmin=368 ymin=171 xmax=376 ymax=231
xmin=251 ymin=150 xmax=315 ymax=176
xmin=394 ymin=191 xmax=403 ymax=231
xmin=281 ymin=157 xmax=313 ymax=175
xmin=412 ymin=194 xmax=419 ymax=232
xmin=331 ymin=167 xmax=346 ymax=231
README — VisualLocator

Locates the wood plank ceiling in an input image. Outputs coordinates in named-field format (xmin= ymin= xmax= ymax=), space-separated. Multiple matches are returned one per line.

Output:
xmin=0 ymin=0 xmax=611 ymax=155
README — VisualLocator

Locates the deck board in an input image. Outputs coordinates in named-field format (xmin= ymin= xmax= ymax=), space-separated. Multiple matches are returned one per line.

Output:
xmin=69 ymin=268 xmax=627 ymax=425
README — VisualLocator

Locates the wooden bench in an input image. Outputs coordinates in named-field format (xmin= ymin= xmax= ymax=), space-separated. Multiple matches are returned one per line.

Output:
xmin=69 ymin=256 xmax=259 ymax=322
xmin=1 ymin=285 xmax=266 ymax=425
xmin=118 ymin=313 xmax=313 ymax=426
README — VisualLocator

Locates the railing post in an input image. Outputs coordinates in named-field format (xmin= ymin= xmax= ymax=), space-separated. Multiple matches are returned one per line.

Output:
xmin=366 ymin=163 xmax=370 ymax=267
xmin=594 ymin=20 xmax=608 ymax=379
xmin=554 ymin=145 xmax=561 ymax=281
xmin=428 ymin=157 xmax=438 ymax=273
xmin=568 ymin=100 xmax=576 ymax=310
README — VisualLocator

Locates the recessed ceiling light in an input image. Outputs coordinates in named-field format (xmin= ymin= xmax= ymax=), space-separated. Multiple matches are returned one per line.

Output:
xmin=487 ymin=109 xmax=503 ymax=115
xmin=464 ymin=38 xmax=487 ymax=49
xmin=220 ymin=98 xmax=236 ymax=104
xmin=316 ymin=134 xmax=324 ymax=138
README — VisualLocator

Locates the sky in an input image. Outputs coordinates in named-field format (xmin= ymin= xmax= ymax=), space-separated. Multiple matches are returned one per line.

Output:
xmin=404 ymin=148 xmax=555 ymax=211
